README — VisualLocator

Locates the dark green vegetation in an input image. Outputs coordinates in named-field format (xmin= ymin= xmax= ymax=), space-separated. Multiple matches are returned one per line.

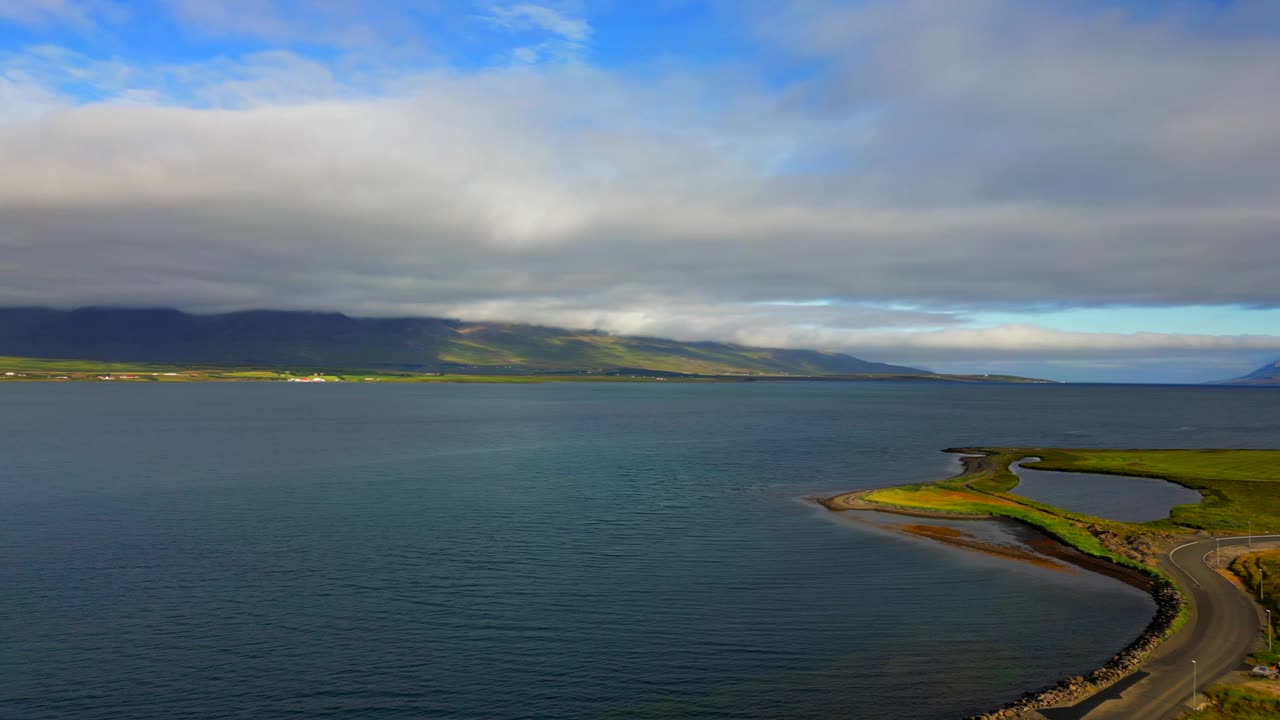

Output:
xmin=1186 ymin=686 xmax=1280 ymax=720
xmin=844 ymin=449 xmax=1178 ymax=573
xmin=1231 ymin=551 xmax=1280 ymax=665
xmin=0 ymin=356 xmax=695 ymax=383
xmin=0 ymin=356 xmax=1037 ymax=384
xmin=0 ymin=306 xmax=929 ymax=376
xmin=852 ymin=448 xmax=1280 ymax=543
xmin=0 ymin=307 xmax=1052 ymax=381
xmin=1214 ymin=359 xmax=1280 ymax=386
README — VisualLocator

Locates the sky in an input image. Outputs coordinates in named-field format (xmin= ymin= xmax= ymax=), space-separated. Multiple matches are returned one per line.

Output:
xmin=2 ymin=0 xmax=1280 ymax=383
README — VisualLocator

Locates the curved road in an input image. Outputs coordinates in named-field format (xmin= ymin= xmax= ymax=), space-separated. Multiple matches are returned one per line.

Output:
xmin=1045 ymin=536 xmax=1270 ymax=720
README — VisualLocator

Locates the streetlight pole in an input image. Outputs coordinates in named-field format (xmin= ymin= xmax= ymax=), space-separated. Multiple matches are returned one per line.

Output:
xmin=1191 ymin=659 xmax=1198 ymax=709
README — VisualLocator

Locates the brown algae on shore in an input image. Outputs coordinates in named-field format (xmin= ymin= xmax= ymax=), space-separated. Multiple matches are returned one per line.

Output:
xmin=892 ymin=523 xmax=1075 ymax=572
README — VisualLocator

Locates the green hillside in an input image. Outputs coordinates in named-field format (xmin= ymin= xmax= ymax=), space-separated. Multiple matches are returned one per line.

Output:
xmin=0 ymin=307 xmax=928 ymax=377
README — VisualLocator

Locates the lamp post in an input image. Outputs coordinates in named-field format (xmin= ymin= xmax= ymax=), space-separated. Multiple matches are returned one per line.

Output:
xmin=1191 ymin=659 xmax=1198 ymax=709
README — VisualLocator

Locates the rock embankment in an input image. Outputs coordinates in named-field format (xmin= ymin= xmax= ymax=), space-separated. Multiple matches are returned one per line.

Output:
xmin=963 ymin=579 xmax=1182 ymax=719
xmin=1090 ymin=524 xmax=1179 ymax=566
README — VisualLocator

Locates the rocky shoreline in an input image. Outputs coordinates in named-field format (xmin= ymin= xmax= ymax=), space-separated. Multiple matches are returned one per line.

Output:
xmin=964 ymin=577 xmax=1182 ymax=719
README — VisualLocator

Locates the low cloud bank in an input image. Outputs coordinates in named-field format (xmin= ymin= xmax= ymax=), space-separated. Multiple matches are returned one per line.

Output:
xmin=2 ymin=1 xmax=1280 ymax=379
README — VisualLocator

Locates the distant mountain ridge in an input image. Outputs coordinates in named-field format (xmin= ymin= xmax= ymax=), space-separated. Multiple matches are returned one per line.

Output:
xmin=0 ymin=307 xmax=930 ymax=377
xmin=1214 ymin=359 xmax=1280 ymax=386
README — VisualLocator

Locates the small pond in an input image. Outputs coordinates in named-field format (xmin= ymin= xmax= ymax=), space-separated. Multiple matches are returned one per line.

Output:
xmin=1011 ymin=458 xmax=1203 ymax=523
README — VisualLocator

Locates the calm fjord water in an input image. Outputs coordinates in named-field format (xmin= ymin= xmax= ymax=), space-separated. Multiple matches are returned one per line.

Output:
xmin=3 ymin=382 xmax=1279 ymax=720
xmin=1010 ymin=462 xmax=1205 ymax=524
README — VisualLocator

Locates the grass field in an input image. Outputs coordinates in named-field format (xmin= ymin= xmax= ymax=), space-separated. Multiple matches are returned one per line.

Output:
xmin=1185 ymin=686 xmax=1280 ymax=720
xmin=1231 ymin=551 xmax=1280 ymax=665
xmin=860 ymin=447 xmax=1280 ymax=541
xmin=856 ymin=447 xmax=1280 ymax=610
xmin=865 ymin=447 xmax=1280 ymax=533
xmin=858 ymin=451 xmax=1151 ymax=572
xmin=1029 ymin=450 xmax=1280 ymax=484
xmin=0 ymin=354 xmax=1054 ymax=385
xmin=0 ymin=356 xmax=702 ymax=383
xmin=1024 ymin=449 xmax=1280 ymax=533
xmin=0 ymin=356 xmax=179 ymax=374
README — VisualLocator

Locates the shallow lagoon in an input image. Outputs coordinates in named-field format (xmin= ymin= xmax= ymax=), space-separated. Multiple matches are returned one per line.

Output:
xmin=3 ymin=382 xmax=1279 ymax=719
xmin=1012 ymin=459 xmax=1204 ymax=523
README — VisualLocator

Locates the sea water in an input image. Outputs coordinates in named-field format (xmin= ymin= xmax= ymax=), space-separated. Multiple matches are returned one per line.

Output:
xmin=3 ymin=382 xmax=1277 ymax=719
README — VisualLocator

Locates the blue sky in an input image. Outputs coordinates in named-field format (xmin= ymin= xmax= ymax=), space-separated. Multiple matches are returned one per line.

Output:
xmin=2 ymin=0 xmax=1280 ymax=383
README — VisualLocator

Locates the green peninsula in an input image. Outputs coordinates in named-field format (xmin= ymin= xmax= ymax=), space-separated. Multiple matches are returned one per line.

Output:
xmin=823 ymin=447 xmax=1280 ymax=720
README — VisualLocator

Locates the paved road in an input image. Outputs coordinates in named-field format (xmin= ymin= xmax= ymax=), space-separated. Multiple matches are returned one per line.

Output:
xmin=1043 ymin=536 xmax=1269 ymax=720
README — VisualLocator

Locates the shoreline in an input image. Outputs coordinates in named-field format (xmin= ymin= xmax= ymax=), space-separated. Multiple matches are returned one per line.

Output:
xmin=817 ymin=449 xmax=1185 ymax=719
xmin=825 ymin=493 xmax=1156 ymax=591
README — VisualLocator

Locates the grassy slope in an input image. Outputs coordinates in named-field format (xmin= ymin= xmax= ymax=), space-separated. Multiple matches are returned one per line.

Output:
xmin=0 ymin=307 xmax=930 ymax=377
xmin=0 ymin=357 xmax=690 ymax=383
xmin=443 ymin=327 xmax=917 ymax=376
xmin=0 ymin=354 xmax=1050 ymax=384
xmin=0 ymin=356 xmax=180 ymax=373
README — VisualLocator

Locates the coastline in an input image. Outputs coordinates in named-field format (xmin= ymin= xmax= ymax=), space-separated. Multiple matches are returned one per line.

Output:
xmin=0 ymin=373 xmax=1049 ymax=384
xmin=823 ymin=491 xmax=1155 ymax=591
xmin=818 ymin=449 xmax=1186 ymax=719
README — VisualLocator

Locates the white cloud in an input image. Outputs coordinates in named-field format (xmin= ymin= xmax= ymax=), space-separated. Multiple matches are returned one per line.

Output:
xmin=159 ymin=0 xmax=381 ymax=46
xmin=0 ymin=0 xmax=96 ymax=29
xmin=780 ymin=325 xmax=1280 ymax=358
xmin=483 ymin=3 xmax=590 ymax=42
xmin=2 ymin=1 xmax=1280 ymax=380
xmin=0 ymin=68 xmax=67 ymax=122
xmin=481 ymin=2 xmax=591 ymax=63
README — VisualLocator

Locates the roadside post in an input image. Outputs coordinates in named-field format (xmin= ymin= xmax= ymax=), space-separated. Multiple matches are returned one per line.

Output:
xmin=1269 ymin=610 xmax=1273 ymax=653
xmin=1191 ymin=659 xmax=1197 ymax=709
xmin=1216 ymin=537 xmax=1221 ymax=568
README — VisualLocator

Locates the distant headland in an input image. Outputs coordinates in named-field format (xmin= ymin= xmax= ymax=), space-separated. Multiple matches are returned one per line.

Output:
xmin=0 ymin=307 xmax=1053 ymax=383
